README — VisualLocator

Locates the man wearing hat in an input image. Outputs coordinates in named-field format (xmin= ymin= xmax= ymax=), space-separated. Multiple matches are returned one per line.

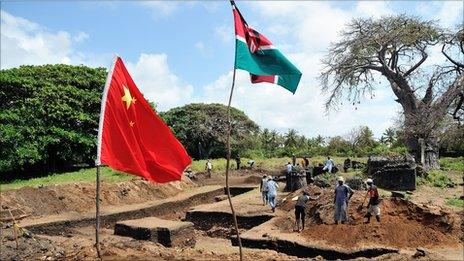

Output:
xmin=364 ymin=178 xmax=381 ymax=223
xmin=333 ymin=176 xmax=354 ymax=224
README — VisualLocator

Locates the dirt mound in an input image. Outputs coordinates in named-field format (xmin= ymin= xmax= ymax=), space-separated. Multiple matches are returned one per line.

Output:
xmin=1 ymin=176 xmax=195 ymax=217
xmin=0 ymin=227 xmax=67 ymax=261
xmin=243 ymin=175 xmax=263 ymax=184
xmin=276 ymin=188 xmax=462 ymax=249
xmin=194 ymin=168 xmax=278 ymax=187
xmin=280 ymin=184 xmax=324 ymax=211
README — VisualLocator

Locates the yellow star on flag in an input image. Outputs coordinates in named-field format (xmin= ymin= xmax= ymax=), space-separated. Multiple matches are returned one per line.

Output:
xmin=121 ymin=86 xmax=137 ymax=109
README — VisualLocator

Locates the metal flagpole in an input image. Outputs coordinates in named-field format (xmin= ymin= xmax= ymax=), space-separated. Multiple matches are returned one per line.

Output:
xmin=95 ymin=165 xmax=102 ymax=258
xmin=225 ymin=67 xmax=243 ymax=261
xmin=94 ymin=54 xmax=118 ymax=259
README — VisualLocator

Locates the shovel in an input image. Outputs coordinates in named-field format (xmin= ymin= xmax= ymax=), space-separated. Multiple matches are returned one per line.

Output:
xmin=357 ymin=192 xmax=368 ymax=211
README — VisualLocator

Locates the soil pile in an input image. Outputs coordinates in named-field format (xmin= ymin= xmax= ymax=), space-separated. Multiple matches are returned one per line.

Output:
xmin=1 ymin=176 xmax=195 ymax=217
xmin=277 ymin=187 xmax=462 ymax=249
xmin=0 ymin=227 xmax=67 ymax=260
xmin=194 ymin=168 xmax=282 ymax=187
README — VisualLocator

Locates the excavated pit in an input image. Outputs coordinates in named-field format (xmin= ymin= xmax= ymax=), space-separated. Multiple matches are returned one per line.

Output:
xmin=231 ymin=236 xmax=399 ymax=260
xmin=16 ymin=182 xmax=462 ymax=260
xmin=186 ymin=211 xmax=273 ymax=238
xmin=24 ymin=186 xmax=256 ymax=236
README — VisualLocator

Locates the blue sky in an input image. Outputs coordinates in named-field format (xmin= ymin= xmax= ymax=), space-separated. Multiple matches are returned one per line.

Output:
xmin=1 ymin=1 xmax=463 ymax=138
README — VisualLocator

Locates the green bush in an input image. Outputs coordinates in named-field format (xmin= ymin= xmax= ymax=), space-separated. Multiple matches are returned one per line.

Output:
xmin=369 ymin=144 xmax=408 ymax=156
xmin=440 ymin=157 xmax=464 ymax=171
xmin=446 ymin=198 xmax=464 ymax=207
xmin=420 ymin=170 xmax=455 ymax=188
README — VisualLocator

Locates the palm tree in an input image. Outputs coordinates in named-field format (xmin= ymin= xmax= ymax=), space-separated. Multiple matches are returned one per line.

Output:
xmin=284 ymin=129 xmax=298 ymax=148
xmin=381 ymin=127 xmax=396 ymax=147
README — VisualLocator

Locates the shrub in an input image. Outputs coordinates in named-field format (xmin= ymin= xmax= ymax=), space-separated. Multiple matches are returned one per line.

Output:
xmin=421 ymin=170 xmax=455 ymax=188
xmin=446 ymin=198 xmax=464 ymax=207
xmin=439 ymin=157 xmax=464 ymax=171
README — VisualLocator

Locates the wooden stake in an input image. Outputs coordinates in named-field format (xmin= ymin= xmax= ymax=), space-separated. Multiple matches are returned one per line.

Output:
xmin=225 ymin=68 xmax=243 ymax=260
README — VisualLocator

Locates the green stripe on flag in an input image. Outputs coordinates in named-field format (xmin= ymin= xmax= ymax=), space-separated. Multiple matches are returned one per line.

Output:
xmin=235 ymin=40 xmax=302 ymax=93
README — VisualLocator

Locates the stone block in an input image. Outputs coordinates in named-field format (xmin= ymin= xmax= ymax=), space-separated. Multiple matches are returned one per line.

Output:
xmin=114 ymin=217 xmax=195 ymax=247
xmin=373 ymin=167 xmax=416 ymax=191
xmin=367 ymin=155 xmax=416 ymax=176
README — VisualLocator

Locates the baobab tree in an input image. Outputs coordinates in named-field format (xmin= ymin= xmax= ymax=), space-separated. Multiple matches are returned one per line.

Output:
xmin=321 ymin=15 xmax=463 ymax=170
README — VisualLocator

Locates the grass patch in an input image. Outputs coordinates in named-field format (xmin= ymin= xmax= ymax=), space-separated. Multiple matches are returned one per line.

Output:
xmin=440 ymin=157 xmax=464 ymax=171
xmin=0 ymin=167 xmax=134 ymax=191
xmin=446 ymin=198 xmax=464 ymax=208
xmin=417 ymin=170 xmax=456 ymax=188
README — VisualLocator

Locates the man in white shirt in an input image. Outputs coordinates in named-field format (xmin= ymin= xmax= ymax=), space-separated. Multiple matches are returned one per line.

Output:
xmin=205 ymin=160 xmax=212 ymax=178
xmin=267 ymin=176 xmax=279 ymax=212
xmin=323 ymin=156 xmax=334 ymax=173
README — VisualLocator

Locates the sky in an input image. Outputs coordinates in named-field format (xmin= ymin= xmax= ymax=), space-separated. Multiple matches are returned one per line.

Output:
xmin=1 ymin=0 xmax=463 ymax=139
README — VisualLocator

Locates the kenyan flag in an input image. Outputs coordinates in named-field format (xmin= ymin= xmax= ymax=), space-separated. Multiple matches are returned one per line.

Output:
xmin=231 ymin=1 xmax=302 ymax=94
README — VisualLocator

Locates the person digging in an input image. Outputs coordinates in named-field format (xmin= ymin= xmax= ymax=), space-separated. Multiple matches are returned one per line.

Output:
xmin=362 ymin=178 xmax=381 ymax=223
xmin=292 ymin=190 xmax=320 ymax=232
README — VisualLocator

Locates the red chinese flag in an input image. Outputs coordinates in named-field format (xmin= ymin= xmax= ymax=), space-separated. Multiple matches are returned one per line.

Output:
xmin=96 ymin=56 xmax=191 ymax=183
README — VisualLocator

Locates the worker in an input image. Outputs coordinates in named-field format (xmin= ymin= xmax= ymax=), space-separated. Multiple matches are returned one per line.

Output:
xmin=205 ymin=159 xmax=212 ymax=178
xmin=323 ymin=156 xmax=335 ymax=173
xmin=303 ymin=157 xmax=310 ymax=169
xmin=293 ymin=190 xmax=320 ymax=232
xmin=285 ymin=162 xmax=293 ymax=174
xmin=235 ymin=154 xmax=241 ymax=170
xmin=259 ymin=175 xmax=269 ymax=206
xmin=333 ymin=176 xmax=354 ymax=224
xmin=300 ymin=158 xmax=306 ymax=168
xmin=343 ymin=158 xmax=351 ymax=172
xmin=267 ymin=176 xmax=279 ymax=212
xmin=247 ymin=159 xmax=255 ymax=169
xmin=364 ymin=178 xmax=381 ymax=223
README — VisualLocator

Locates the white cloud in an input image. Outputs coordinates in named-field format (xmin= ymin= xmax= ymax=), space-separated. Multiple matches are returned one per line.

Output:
xmin=0 ymin=10 xmax=104 ymax=69
xmin=215 ymin=25 xmax=233 ymax=43
xmin=73 ymin=31 xmax=89 ymax=43
xmin=142 ymin=2 xmax=179 ymax=17
xmin=201 ymin=68 xmax=398 ymax=138
xmin=355 ymin=1 xmax=393 ymax=18
xmin=126 ymin=53 xmax=193 ymax=111
xmin=1 ymin=10 xmax=74 ymax=68
xmin=0 ymin=10 xmax=193 ymax=113
xmin=195 ymin=41 xmax=213 ymax=58
xmin=436 ymin=1 xmax=463 ymax=28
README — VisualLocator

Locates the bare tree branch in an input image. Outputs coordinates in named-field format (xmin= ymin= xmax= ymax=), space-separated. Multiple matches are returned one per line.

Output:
xmin=404 ymin=49 xmax=428 ymax=77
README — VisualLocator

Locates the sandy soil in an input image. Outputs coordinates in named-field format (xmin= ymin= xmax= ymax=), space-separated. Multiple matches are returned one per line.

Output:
xmin=277 ymin=186 xmax=462 ymax=249
xmin=1 ymin=169 xmax=463 ymax=260
xmin=1 ymin=176 xmax=195 ymax=218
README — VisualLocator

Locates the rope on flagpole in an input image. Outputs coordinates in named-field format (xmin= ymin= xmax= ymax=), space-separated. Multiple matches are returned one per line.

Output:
xmin=225 ymin=67 xmax=243 ymax=261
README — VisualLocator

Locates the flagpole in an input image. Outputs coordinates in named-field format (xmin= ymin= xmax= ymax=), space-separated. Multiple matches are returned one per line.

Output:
xmin=95 ymin=165 xmax=102 ymax=258
xmin=225 ymin=68 xmax=243 ymax=260
xmin=95 ymin=54 xmax=118 ymax=259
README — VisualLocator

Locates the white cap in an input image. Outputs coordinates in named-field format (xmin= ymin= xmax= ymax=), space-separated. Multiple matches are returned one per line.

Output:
xmin=337 ymin=176 xmax=344 ymax=182
xmin=366 ymin=178 xmax=373 ymax=183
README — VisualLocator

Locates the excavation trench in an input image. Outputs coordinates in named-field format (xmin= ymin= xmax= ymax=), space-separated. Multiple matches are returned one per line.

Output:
xmin=25 ymin=186 xmax=254 ymax=236
xmin=231 ymin=236 xmax=398 ymax=260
